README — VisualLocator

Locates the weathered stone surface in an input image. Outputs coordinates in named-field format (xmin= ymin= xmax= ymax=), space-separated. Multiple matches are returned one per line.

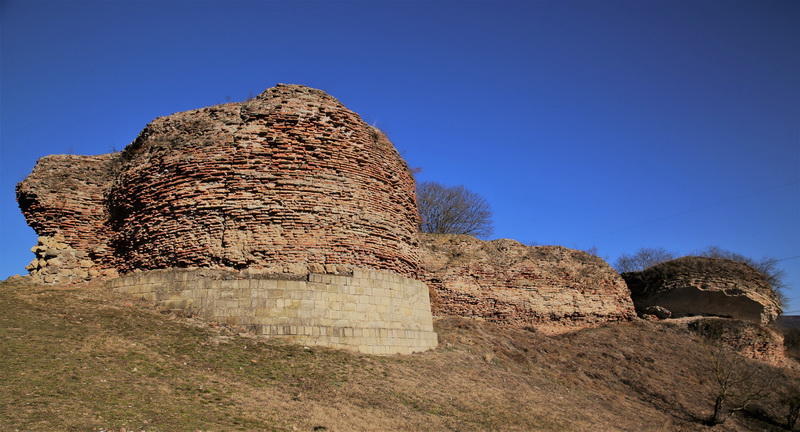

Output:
xmin=17 ymin=154 xmax=118 ymax=278
xmin=109 ymin=267 xmax=438 ymax=355
xmin=685 ymin=317 xmax=786 ymax=365
xmin=17 ymin=84 xmax=420 ymax=280
xmin=16 ymin=84 xmax=437 ymax=353
xmin=621 ymin=257 xmax=782 ymax=324
xmin=22 ymin=234 xmax=116 ymax=284
xmin=641 ymin=305 xmax=672 ymax=320
xmin=419 ymin=234 xmax=636 ymax=330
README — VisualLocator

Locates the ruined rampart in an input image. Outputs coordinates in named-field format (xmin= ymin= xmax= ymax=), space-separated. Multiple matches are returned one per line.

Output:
xmin=622 ymin=256 xmax=782 ymax=324
xmin=685 ymin=317 xmax=786 ymax=365
xmin=420 ymin=234 xmax=636 ymax=331
xmin=18 ymin=85 xmax=420 ymax=279
xmin=17 ymin=84 xmax=435 ymax=354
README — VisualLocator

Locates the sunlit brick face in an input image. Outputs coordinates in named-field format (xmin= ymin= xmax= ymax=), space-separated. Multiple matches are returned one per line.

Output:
xmin=19 ymin=85 xmax=421 ymax=278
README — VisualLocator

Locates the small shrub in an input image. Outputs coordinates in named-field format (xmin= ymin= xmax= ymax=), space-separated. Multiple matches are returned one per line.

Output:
xmin=614 ymin=248 xmax=675 ymax=273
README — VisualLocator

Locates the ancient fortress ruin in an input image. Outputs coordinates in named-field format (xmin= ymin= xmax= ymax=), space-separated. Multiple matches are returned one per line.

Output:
xmin=19 ymin=84 xmax=782 ymax=362
xmin=419 ymin=234 xmax=636 ymax=332
xmin=622 ymin=256 xmax=786 ymax=364
xmin=622 ymin=256 xmax=782 ymax=324
xmin=17 ymin=84 xmax=437 ymax=354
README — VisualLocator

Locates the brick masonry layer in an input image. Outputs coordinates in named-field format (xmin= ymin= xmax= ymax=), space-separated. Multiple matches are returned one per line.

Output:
xmin=420 ymin=234 xmax=636 ymax=331
xmin=17 ymin=84 xmax=420 ymax=280
xmin=108 ymin=267 xmax=438 ymax=355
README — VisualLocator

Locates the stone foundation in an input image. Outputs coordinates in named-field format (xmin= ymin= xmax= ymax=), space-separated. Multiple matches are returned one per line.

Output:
xmin=108 ymin=267 xmax=437 ymax=355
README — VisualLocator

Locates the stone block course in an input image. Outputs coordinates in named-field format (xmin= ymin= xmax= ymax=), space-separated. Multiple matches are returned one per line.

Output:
xmin=110 ymin=267 xmax=437 ymax=355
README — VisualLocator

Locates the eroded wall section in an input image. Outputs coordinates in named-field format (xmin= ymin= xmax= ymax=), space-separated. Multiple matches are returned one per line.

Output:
xmin=420 ymin=234 xmax=636 ymax=331
xmin=107 ymin=84 xmax=420 ymax=277
xmin=17 ymin=85 xmax=421 ymax=280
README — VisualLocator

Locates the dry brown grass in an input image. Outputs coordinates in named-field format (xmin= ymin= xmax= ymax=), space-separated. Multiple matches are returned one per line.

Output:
xmin=1 ymin=278 xmax=797 ymax=431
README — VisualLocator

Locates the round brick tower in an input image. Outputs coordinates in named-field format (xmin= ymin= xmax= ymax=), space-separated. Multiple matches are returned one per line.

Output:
xmin=107 ymin=84 xmax=420 ymax=277
xmin=18 ymin=85 xmax=437 ymax=354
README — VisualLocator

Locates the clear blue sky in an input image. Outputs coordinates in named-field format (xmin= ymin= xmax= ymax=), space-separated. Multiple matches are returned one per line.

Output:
xmin=2 ymin=0 xmax=798 ymax=312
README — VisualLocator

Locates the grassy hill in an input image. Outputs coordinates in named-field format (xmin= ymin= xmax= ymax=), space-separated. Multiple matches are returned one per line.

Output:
xmin=1 ymin=278 xmax=797 ymax=432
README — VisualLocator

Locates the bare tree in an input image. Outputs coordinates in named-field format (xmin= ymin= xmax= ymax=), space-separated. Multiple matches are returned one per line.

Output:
xmin=417 ymin=181 xmax=493 ymax=238
xmin=614 ymin=248 xmax=675 ymax=273
xmin=782 ymin=389 xmax=800 ymax=431
xmin=706 ymin=346 xmax=773 ymax=425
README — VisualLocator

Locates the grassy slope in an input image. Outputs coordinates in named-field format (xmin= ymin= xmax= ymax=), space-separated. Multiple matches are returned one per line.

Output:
xmin=1 ymin=279 xmax=796 ymax=432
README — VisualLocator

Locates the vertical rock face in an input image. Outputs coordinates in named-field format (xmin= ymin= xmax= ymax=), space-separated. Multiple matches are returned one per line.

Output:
xmin=419 ymin=234 xmax=636 ymax=331
xmin=621 ymin=257 xmax=782 ymax=324
xmin=17 ymin=84 xmax=420 ymax=279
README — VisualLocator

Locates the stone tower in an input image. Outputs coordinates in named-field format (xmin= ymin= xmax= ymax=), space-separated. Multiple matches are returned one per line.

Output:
xmin=17 ymin=84 xmax=437 ymax=354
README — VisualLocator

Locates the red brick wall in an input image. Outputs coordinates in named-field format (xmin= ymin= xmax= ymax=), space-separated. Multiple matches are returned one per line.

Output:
xmin=17 ymin=154 xmax=118 ymax=265
xmin=18 ymin=85 xmax=421 ymax=278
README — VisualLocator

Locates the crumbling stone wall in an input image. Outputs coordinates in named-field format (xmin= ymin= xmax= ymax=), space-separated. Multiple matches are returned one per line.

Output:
xmin=685 ymin=318 xmax=786 ymax=365
xmin=17 ymin=154 xmax=119 ymax=276
xmin=622 ymin=257 xmax=782 ymax=324
xmin=17 ymin=84 xmax=437 ymax=353
xmin=24 ymin=235 xmax=117 ymax=284
xmin=420 ymin=234 xmax=636 ymax=331
xmin=17 ymin=84 xmax=420 ymax=280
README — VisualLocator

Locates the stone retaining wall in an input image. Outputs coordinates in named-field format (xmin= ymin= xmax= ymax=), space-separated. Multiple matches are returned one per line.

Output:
xmin=108 ymin=267 xmax=437 ymax=355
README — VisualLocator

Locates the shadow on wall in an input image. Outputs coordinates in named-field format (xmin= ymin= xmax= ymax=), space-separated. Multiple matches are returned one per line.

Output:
xmin=636 ymin=286 xmax=766 ymax=323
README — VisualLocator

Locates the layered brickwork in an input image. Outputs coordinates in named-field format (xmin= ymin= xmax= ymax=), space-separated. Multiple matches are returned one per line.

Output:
xmin=420 ymin=234 xmax=636 ymax=330
xmin=17 ymin=84 xmax=420 ymax=279
xmin=17 ymin=153 xmax=119 ymax=271
xmin=107 ymin=85 xmax=419 ymax=276
xmin=108 ymin=268 xmax=437 ymax=354
xmin=622 ymin=257 xmax=782 ymax=324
